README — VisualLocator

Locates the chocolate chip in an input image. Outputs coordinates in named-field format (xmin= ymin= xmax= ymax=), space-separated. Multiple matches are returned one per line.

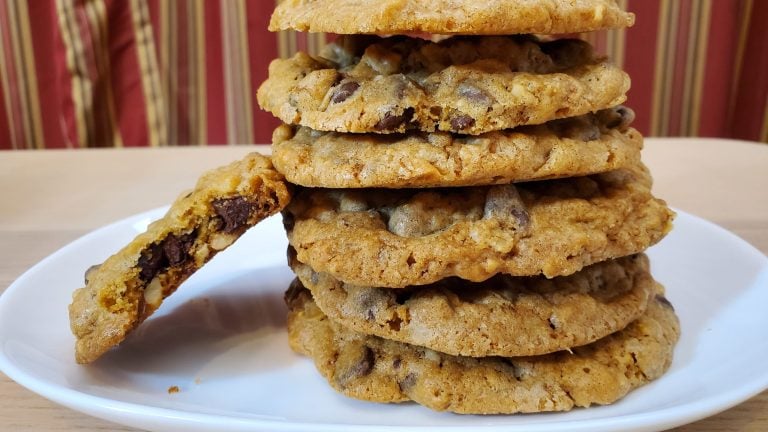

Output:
xmin=374 ymin=107 xmax=414 ymax=131
xmin=484 ymin=185 xmax=531 ymax=232
xmin=398 ymin=373 xmax=417 ymax=391
xmin=541 ymin=38 xmax=592 ymax=70
xmin=655 ymin=294 xmax=674 ymax=310
xmin=511 ymin=208 xmax=530 ymax=229
xmin=335 ymin=345 xmax=375 ymax=387
xmin=162 ymin=232 xmax=195 ymax=266
xmin=212 ymin=197 xmax=254 ymax=233
xmin=450 ymin=114 xmax=475 ymax=131
xmin=393 ymin=358 xmax=402 ymax=369
xmin=331 ymin=81 xmax=360 ymax=103
xmin=550 ymin=116 xmax=601 ymax=141
xmin=137 ymin=243 xmax=165 ymax=282
xmin=458 ymin=83 xmax=493 ymax=105
xmin=598 ymin=106 xmax=636 ymax=131
xmin=581 ymin=125 xmax=601 ymax=141
xmin=351 ymin=347 xmax=374 ymax=376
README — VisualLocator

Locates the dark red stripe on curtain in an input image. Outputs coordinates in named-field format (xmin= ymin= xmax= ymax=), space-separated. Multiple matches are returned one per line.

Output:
xmin=625 ymin=0 xmax=662 ymax=136
xmin=106 ymin=0 xmax=150 ymax=147
xmin=731 ymin=1 xmax=768 ymax=140
xmin=699 ymin=1 xmax=740 ymax=138
xmin=204 ymin=0 xmax=227 ymax=145
xmin=28 ymin=0 xmax=65 ymax=148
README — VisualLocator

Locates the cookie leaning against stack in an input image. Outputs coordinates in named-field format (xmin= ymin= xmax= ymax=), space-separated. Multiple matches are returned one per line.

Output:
xmin=258 ymin=0 xmax=678 ymax=414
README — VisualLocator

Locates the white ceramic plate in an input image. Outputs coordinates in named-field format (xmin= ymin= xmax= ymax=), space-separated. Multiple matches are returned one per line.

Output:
xmin=1 ymin=209 xmax=768 ymax=432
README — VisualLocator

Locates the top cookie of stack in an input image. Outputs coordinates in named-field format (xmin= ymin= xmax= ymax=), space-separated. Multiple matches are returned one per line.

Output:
xmin=268 ymin=0 xmax=634 ymax=35
xmin=258 ymin=1 xmax=641 ymax=189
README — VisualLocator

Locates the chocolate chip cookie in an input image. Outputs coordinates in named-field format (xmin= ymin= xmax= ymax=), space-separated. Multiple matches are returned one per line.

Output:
xmin=269 ymin=0 xmax=634 ymax=35
xmin=257 ymin=36 xmax=630 ymax=134
xmin=69 ymin=153 xmax=291 ymax=363
xmin=290 ymin=252 xmax=655 ymax=357
xmin=284 ymin=162 xmax=674 ymax=288
xmin=272 ymin=107 xmax=641 ymax=188
xmin=286 ymin=284 xmax=679 ymax=414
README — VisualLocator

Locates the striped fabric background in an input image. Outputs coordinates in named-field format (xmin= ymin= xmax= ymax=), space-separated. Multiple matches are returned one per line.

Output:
xmin=0 ymin=0 xmax=766 ymax=149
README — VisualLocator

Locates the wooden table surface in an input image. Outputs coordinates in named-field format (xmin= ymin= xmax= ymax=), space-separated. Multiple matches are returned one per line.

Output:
xmin=1 ymin=138 xmax=767 ymax=431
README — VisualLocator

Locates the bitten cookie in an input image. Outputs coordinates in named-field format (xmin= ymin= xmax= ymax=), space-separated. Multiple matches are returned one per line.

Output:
xmin=269 ymin=0 xmax=635 ymax=35
xmin=258 ymin=36 xmax=630 ymax=134
xmin=69 ymin=153 xmax=291 ymax=363
xmin=286 ymin=285 xmax=679 ymax=414
xmin=284 ymin=162 xmax=675 ymax=288
xmin=272 ymin=107 xmax=641 ymax=188
xmin=290 ymin=253 xmax=655 ymax=357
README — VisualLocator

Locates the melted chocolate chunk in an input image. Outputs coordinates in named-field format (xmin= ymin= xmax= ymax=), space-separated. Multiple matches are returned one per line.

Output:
xmin=212 ymin=197 xmax=254 ymax=233
xmin=137 ymin=232 xmax=196 ymax=282
xmin=374 ymin=107 xmax=414 ymax=131
xmin=138 ymin=243 xmax=165 ymax=282
xmin=331 ymin=81 xmax=360 ymax=103
xmin=162 ymin=232 xmax=195 ymax=266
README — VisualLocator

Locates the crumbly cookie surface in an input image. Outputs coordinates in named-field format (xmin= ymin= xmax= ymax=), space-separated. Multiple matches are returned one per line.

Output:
xmin=284 ymin=163 xmax=674 ymax=288
xmin=290 ymin=253 xmax=655 ymax=357
xmin=272 ymin=107 xmax=641 ymax=188
xmin=286 ymin=285 xmax=679 ymax=414
xmin=257 ymin=36 xmax=629 ymax=135
xmin=269 ymin=0 xmax=635 ymax=35
xmin=68 ymin=153 xmax=291 ymax=363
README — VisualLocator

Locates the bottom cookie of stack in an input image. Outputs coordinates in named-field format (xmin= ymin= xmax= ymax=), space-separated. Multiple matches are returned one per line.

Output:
xmin=284 ymin=266 xmax=679 ymax=414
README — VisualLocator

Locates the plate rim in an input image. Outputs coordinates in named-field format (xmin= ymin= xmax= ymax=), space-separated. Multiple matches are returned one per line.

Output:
xmin=1 ymin=207 xmax=768 ymax=432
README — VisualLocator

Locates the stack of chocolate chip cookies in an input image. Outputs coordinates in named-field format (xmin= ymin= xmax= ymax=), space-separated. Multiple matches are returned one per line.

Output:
xmin=259 ymin=0 xmax=679 ymax=414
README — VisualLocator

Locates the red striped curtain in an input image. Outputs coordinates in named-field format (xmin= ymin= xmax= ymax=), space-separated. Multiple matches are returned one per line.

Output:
xmin=1 ymin=0 xmax=766 ymax=150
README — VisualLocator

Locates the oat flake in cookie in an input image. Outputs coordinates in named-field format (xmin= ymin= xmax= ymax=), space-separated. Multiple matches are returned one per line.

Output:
xmin=271 ymin=107 xmax=641 ymax=188
xmin=285 ymin=285 xmax=679 ymax=414
xmin=284 ymin=162 xmax=675 ymax=288
xmin=290 ymin=253 xmax=655 ymax=357
xmin=68 ymin=153 xmax=291 ymax=364
xmin=258 ymin=35 xmax=630 ymax=134
xmin=269 ymin=0 xmax=634 ymax=35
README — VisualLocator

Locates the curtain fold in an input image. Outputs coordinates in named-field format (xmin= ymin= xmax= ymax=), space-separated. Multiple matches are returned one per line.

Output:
xmin=0 ymin=0 xmax=766 ymax=149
